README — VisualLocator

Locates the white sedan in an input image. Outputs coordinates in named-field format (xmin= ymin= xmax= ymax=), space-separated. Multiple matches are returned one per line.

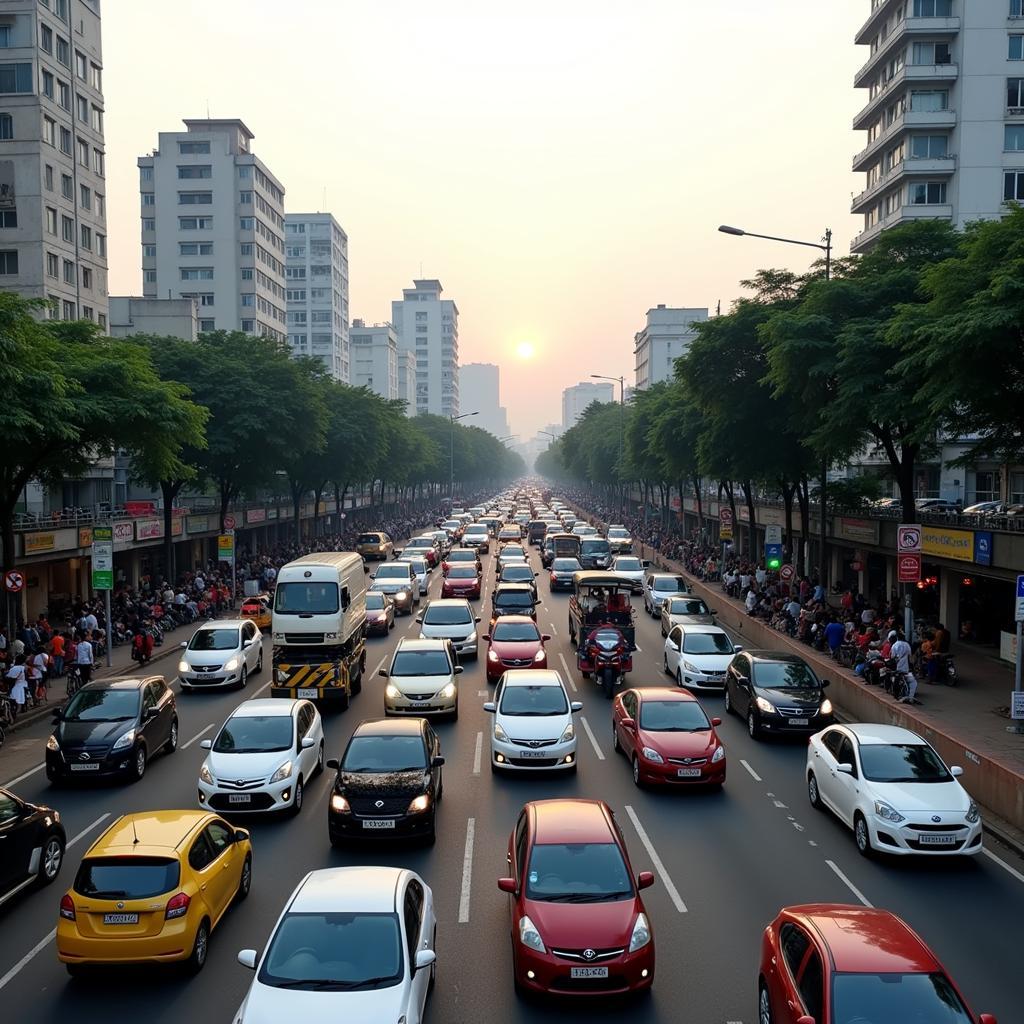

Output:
xmin=663 ymin=624 xmax=739 ymax=689
xmin=611 ymin=555 xmax=647 ymax=593
xmin=178 ymin=619 xmax=263 ymax=691
xmin=198 ymin=698 xmax=324 ymax=816
xmin=806 ymin=723 xmax=982 ymax=857
xmin=235 ymin=866 xmax=436 ymax=1023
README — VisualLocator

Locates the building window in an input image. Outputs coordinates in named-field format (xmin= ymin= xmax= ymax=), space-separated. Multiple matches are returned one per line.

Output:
xmin=42 ymin=116 xmax=55 ymax=146
xmin=80 ymin=184 xmax=90 ymax=209
xmin=62 ymin=258 xmax=74 ymax=283
xmin=74 ymin=50 xmax=86 ymax=80
xmin=40 ymin=24 xmax=53 ymax=53
xmin=60 ymin=173 xmax=72 ymax=199
xmin=90 ymin=105 xmax=102 ymax=132
xmin=1009 ymin=78 xmax=1024 ymax=109
xmin=95 ymin=193 xmax=104 ymax=218
xmin=81 ymin=266 xmax=92 ymax=290
xmin=62 ymin=299 xmax=75 ymax=320
xmin=77 ymin=137 xmax=89 ymax=167
xmin=1006 ymin=125 xmax=1024 ymax=151
xmin=239 ymin=190 xmax=252 ymax=204
xmin=81 ymin=305 xmax=93 ymax=320
xmin=76 ymin=93 xmax=87 ymax=122
xmin=241 ymin=319 xmax=254 ymax=332
xmin=0 ymin=112 xmax=12 ymax=140
xmin=180 ymin=267 xmax=214 ymax=281
xmin=46 ymin=206 xmax=57 ymax=234
xmin=89 ymin=62 xmax=101 ymax=90
xmin=178 ymin=216 xmax=212 ymax=230
xmin=241 ymin=293 xmax=255 ymax=307
xmin=200 ymin=318 xmax=215 ymax=331
xmin=908 ymin=181 xmax=947 ymax=205
xmin=178 ymin=140 xmax=210 ymax=155
xmin=240 ymin=242 xmax=253 ymax=255
xmin=177 ymin=164 xmax=211 ymax=179
xmin=46 ymin=251 xmax=58 ymax=277
xmin=142 ymin=217 xmax=155 ymax=231
xmin=179 ymin=242 xmax=214 ymax=256
xmin=143 ymin=244 xmax=156 ymax=258
xmin=143 ymin=269 xmax=156 ymax=283
xmin=0 ymin=249 xmax=17 ymax=274
xmin=909 ymin=89 xmax=948 ymax=112
xmin=912 ymin=0 xmax=952 ymax=12
xmin=41 ymin=69 xmax=54 ymax=99
xmin=910 ymin=42 xmax=951 ymax=66
xmin=178 ymin=191 xmax=212 ymax=205
xmin=238 ymin=165 xmax=252 ymax=178
xmin=44 ymin=164 xmax=53 ymax=191
xmin=57 ymin=79 xmax=69 ymax=109
xmin=80 ymin=224 xmax=91 ymax=250
xmin=56 ymin=37 xmax=69 ymax=67
xmin=61 ymin=214 xmax=73 ymax=241
xmin=59 ymin=126 xmax=71 ymax=154
xmin=1005 ymin=170 xmax=1024 ymax=201
xmin=197 ymin=293 xmax=214 ymax=306
xmin=141 ymin=192 xmax=154 ymax=206
xmin=910 ymin=134 xmax=947 ymax=158
xmin=97 ymin=233 xmax=106 ymax=257
xmin=239 ymin=217 xmax=253 ymax=230
xmin=93 ymin=147 xmax=103 ymax=175
xmin=140 ymin=166 xmax=152 ymax=182
xmin=0 ymin=209 xmax=15 ymax=228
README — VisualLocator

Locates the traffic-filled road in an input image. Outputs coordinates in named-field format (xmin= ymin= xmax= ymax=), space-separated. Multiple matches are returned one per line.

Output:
xmin=1 ymin=536 xmax=1023 ymax=1023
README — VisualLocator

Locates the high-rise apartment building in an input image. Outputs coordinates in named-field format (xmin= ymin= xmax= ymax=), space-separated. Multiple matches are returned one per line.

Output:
xmin=390 ymin=278 xmax=459 ymax=417
xmin=459 ymin=362 xmax=509 ymax=439
xmin=562 ymin=381 xmax=614 ymax=430
xmin=0 ymin=0 xmax=107 ymax=325
xmin=138 ymin=119 xmax=286 ymax=341
xmin=396 ymin=349 xmax=416 ymax=415
xmin=285 ymin=212 xmax=349 ymax=381
xmin=633 ymin=305 xmax=708 ymax=390
xmin=350 ymin=319 xmax=398 ymax=399
xmin=851 ymin=0 xmax=1024 ymax=252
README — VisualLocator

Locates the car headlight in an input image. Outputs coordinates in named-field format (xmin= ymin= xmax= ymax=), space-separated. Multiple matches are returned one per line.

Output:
xmin=560 ymin=723 xmax=575 ymax=743
xmin=269 ymin=760 xmax=293 ymax=784
xmin=440 ymin=682 xmax=457 ymax=699
xmin=641 ymin=746 xmax=664 ymax=764
xmin=223 ymin=656 xmax=241 ymax=672
xmin=874 ymin=800 xmax=905 ymax=823
xmin=682 ymin=660 xmax=699 ymax=673
xmin=408 ymin=794 xmax=431 ymax=813
xmin=178 ymin=660 xmax=190 ymax=673
xmin=330 ymin=793 xmax=350 ymax=813
xmin=533 ymin=649 xmax=546 ymax=662
xmin=466 ymin=631 xmax=477 ymax=644
xmin=111 ymin=729 xmax=136 ymax=752
xmin=46 ymin=734 xmax=60 ymax=752
xmin=488 ymin=649 xmax=500 ymax=662
xmin=819 ymin=698 xmax=833 ymax=716
xmin=199 ymin=763 xmax=214 ymax=785
xmin=518 ymin=915 xmax=546 ymax=953
xmin=385 ymin=684 xmax=401 ymax=699
xmin=395 ymin=591 xmax=408 ymax=601
xmin=755 ymin=696 xmax=777 ymax=715
xmin=494 ymin=722 xmax=508 ymax=742
xmin=965 ymin=801 xmax=980 ymax=824
xmin=711 ymin=745 xmax=726 ymax=763
xmin=629 ymin=912 xmax=651 ymax=953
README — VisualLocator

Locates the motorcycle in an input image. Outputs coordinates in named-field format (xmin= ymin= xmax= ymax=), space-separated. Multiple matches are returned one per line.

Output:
xmin=578 ymin=623 xmax=633 ymax=699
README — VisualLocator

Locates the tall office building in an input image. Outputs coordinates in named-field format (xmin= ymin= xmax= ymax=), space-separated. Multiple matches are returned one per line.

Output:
xmin=390 ymin=278 xmax=459 ymax=417
xmin=138 ymin=119 xmax=286 ymax=341
xmin=349 ymin=319 xmax=398 ymax=399
xmin=285 ymin=212 xmax=349 ymax=381
xmin=459 ymin=362 xmax=509 ymax=438
xmin=851 ymin=0 xmax=1024 ymax=252
xmin=0 ymin=0 xmax=108 ymax=325
xmin=633 ymin=305 xmax=708 ymax=390
xmin=562 ymin=381 xmax=614 ymax=430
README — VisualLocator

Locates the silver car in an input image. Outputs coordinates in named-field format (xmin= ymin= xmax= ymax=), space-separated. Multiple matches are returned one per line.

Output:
xmin=397 ymin=553 xmax=430 ymax=595
xmin=660 ymin=595 xmax=717 ymax=636
xmin=178 ymin=619 xmax=263 ymax=690
xmin=381 ymin=638 xmax=461 ymax=719
xmin=417 ymin=598 xmax=480 ymax=659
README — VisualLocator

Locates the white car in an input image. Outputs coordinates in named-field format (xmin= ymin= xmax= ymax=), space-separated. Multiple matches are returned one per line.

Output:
xmin=611 ymin=555 xmax=647 ymax=593
xmin=381 ymin=638 xmax=461 ymax=720
xmin=484 ymin=669 xmax=581 ymax=773
xmin=397 ymin=553 xmax=430 ymax=595
xmin=643 ymin=572 xmax=689 ymax=615
xmin=462 ymin=525 xmax=490 ymax=552
xmin=198 ymin=698 xmax=324 ymax=816
xmin=235 ymin=866 xmax=436 ymax=1024
xmin=660 ymin=596 xmax=716 ymax=635
xmin=806 ymin=723 xmax=982 ymax=858
xmin=178 ymin=619 xmax=263 ymax=691
xmin=607 ymin=525 xmax=633 ymax=554
xmin=663 ymin=624 xmax=739 ymax=689
xmin=417 ymin=598 xmax=480 ymax=659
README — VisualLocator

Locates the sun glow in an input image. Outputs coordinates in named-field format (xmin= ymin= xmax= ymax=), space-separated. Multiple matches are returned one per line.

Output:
xmin=515 ymin=341 xmax=536 ymax=360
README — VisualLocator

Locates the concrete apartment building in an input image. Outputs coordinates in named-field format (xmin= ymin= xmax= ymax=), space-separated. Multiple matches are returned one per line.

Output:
xmin=633 ymin=305 xmax=708 ymax=390
xmin=851 ymin=0 xmax=1024 ymax=252
xmin=396 ymin=349 xmax=415 ymax=415
xmin=0 ymin=0 xmax=108 ymax=325
xmin=350 ymin=320 xmax=399 ymax=400
xmin=109 ymin=295 xmax=197 ymax=340
xmin=391 ymin=278 xmax=459 ymax=417
xmin=285 ymin=212 xmax=349 ymax=381
xmin=459 ymin=362 xmax=510 ymax=439
xmin=138 ymin=118 xmax=286 ymax=341
xmin=562 ymin=381 xmax=614 ymax=430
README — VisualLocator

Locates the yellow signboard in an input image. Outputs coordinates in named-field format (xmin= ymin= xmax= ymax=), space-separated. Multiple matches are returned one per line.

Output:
xmin=25 ymin=532 xmax=56 ymax=553
xmin=921 ymin=526 xmax=975 ymax=563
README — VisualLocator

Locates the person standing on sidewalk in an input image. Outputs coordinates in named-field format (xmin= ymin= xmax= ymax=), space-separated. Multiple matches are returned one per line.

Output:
xmin=75 ymin=632 xmax=94 ymax=687
xmin=5 ymin=656 xmax=28 ymax=718
xmin=48 ymin=631 xmax=66 ymax=680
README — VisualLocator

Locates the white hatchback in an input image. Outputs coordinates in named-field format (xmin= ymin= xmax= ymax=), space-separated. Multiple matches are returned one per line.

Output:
xmin=178 ymin=619 xmax=263 ymax=691
xmin=806 ymin=723 xmax=982 ymax=857
xmin=663 ymin=624 xmax=739 ymax=690
xmin=197 ymin=698 xmax=324 ymax=816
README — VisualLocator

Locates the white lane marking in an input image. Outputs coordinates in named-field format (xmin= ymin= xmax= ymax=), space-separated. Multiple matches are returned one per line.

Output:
xmin=825 ymin=859 xmax=873 ymax=907
xmin=550 ymin=623 xmax=558 ymax=635
xmin=808 ymin=840 xmax=818 ymax=847
xmin=624 ymin=805 xmax=687 ymax=913
xmin=634 ymin=645 xmax=642 ymax=653
xmin=0 ymin=812 xmax=110 ymax=991
xmin=983 ymin=847 xmax=1024 ymax=885
xmin=556 ymin=651 xmax=578 ymax=693
xmin=579 ymin=716 xmax=605 ymax=761
xmin=739 ymin=759 xmax=762 ymax=782
xmin=372 ymin=655 xmax=388 ymax=678
xmin=2 ymin=763 xmax=45 ymax=789
xmin=458 ymin=817 xmax=476 ymax=923
xmin=774 ymin=799 xmax=788 ymax=809
xmin=472 ymin=732 xmax=483 ymax=775
xmin=252 ymin=678 xmax=273 ymax=697
xmin=477 ymin=690 xmax=488 ymax=697
xmin=182 ymin=723 xmax=215 ymax=749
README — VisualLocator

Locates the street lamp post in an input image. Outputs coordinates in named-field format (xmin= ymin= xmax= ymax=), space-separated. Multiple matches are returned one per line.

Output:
xmin=592 ymin=374 xmax=626 ymax=513
xmin=718 ymin=223 xmax=832 ymax=587
xmin=450 ymin=411 xmax=478 ymax=505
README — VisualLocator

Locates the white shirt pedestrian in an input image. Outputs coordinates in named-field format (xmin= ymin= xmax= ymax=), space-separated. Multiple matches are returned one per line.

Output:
xmin=76 ymin=639 xmax=94 ymax=666
xmin=745 ymin=590 xmax=758 ymax=613
xmin=6 ymin=664 xmax=28 ymax=707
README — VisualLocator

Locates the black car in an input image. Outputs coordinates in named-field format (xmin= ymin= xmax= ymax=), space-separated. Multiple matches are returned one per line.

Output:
xmin=491 ymin=583 xmax=540 ymax=622
xmin=578 ymin=537 xmax=612 ymax=570
xmin=326 ymin=718 xmax=444 ymax=846
xmin=498 ymin=563 xmax=540 ymax=598
xmin=0 ymin=788 xmax=66 ymax=908
xmin=45 ymin=676 xmax=178 ymax=784
xmin=723 ymin=650 xmax=833 ymax=739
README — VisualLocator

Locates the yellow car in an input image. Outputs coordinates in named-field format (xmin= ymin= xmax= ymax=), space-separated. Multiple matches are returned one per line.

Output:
xmin=239 ymin=593 xmax=272 ymax=630
xmin=57 ymin=810 xmax=252 ymax=976
xmin=356 ymin=531 xmax=394 ymax=561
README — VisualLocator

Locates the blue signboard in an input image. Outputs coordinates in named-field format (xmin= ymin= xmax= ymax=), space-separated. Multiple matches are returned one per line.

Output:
xmin=973 ymin=531 xmax=993 ymax=567
xmin=765 ymin=543 xmax=783 ymax=569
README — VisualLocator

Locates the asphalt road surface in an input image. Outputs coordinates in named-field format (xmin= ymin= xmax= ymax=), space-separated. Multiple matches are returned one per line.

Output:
xmin=2 ymin=540 xmax=1022 ymax=1024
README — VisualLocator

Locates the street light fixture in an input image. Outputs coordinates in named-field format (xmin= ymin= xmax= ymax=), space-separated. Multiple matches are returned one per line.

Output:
xmin=717 ymin=221 xmax=833 ymax=585
xmin=450 ymin=411 xmax=478 ymax=504
xmin=591 ymin=373 xmax=627 ymax=512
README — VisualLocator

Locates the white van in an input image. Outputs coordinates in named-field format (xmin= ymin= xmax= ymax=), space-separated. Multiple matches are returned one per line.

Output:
xmin=272 ymin=552 xmax=367 ymax=651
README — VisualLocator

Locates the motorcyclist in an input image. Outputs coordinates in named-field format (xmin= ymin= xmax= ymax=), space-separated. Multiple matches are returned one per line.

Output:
xmin=888 ymin=630 xmax=918 ymax=704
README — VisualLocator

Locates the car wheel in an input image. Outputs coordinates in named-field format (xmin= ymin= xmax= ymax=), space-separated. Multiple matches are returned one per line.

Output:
xmin=165 ymin=717 xmax=179 ymax=754
xmin=676 ymin=669 xmax=684 ymax=688
xmin=854 ymin=812 xmax=873 ymax=858
xmin=255 ymin=649 xmax=263 ymax=674
xmin=424 ymin=814 xmax=437 ymax=846
xmin=758 ymin=980 xmax=773 ymax=1024
xmin=663 ymin=655 xmax=670 ymax=676
xmin=235 ymin=855 xmax=252 ymax=902
xmin=185 ymin=919 xmax=210 ymax=975
xmin=723 ymin=687 xmax=732 ymax=715
xmin=238 ymin=666 xmax=248 ymax=691
xmin=449 ymin=703 xmax=459 ymax=723
xmin=429 ymin=928 xmax=437 ymax=990
xmin=39 ymin=833 xmax=64 ymax=883
xmin=632 ymin=756 xmax=643 ymax=788
xmin=808 ymin=772 xmax=822 ymax=810
xmin=315 ymin=741 xmax=325 ymax=776
xmin=289 ymin=776 xmax=304 ymax=818
xmin=747 ymin=711 xmax=760 ymax=740
xmin=131 ymin=744 xmax=147 ymax=782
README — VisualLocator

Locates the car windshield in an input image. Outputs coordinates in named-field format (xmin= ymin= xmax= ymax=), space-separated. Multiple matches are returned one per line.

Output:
xmin=500 ymin=685 xmax=567 ymax=716
xmin=526 ymin=843 xmax=633 ymax=902
xmin=391 ymin=650 xmax=452 ymax=676
xmin=376 ymin=565 xmax=411 ymax=579
xmin=615 ymin=558 xmax=641 ymax=571
xmin=64 ymin=688 xmax=140 ymax=722
xmin=188 ymin=628 xmax=241 ymax=651
xmin=75 ymin=857 xmax=180 ymax=900
xmin=608 ymin=529 xmax=629 ymax=538
xmin=501 ymin=545 xmax=525 ymax=557
xmin=653 ymin=577 xmax=686 ymax=594
xmin=406 ymin=560 xmax=427 ymax=573
xmin=681 ymin=632 xmax=733 ymax=655
xmin=448 ymin=566 xmax=478 ymax=579
xmin=423 ymin=605 xmax=472 ymax=625
xmin=639 ymin=700 xmax=711 ymax=732
xmin=669 ymin=598 xmax=710 ymax=616
xmin=274 ymin=582 xmax=339 ymax=614
xmin=214 ymin=714 xmax=293 ymax=753
xmin=552 ymin=559 xmax=582 ymax=571
xmin=858 ymin=743 xmax=952 ymax=784
xmin=259 ymin=912 xmax=402 ymax=991
xmin=448 ymin=551 xmax=476 ymax=562
xmin=409 ymin=539 xmax=432 ymax=548
xmin=752 ymin=661 xmax=819 ymax=689
xmin=357 ymin=534 xmax=381 ymax=544
xmin=831 ymin=972 xmax=972 ymax=1022
xmin=466 ymin=528 xmax=487 ymax=536
xmin=502 ymin=567 xmax=534 ymax=581
xmin=343 ymin=734 xmax=427 ymax=772
xmin=580 ymin=539 xmax=610 ymax=553
xmin=492 ymin=621 xmax=541 ymax=642
xmin=495 ymin=592 xmax=534 ymax=608
xmin=365 ymin=593 xmax=386 ymax=610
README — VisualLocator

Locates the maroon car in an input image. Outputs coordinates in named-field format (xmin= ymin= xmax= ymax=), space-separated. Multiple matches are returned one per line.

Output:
xmin=441 ymin=564 xmax=481 ymax=599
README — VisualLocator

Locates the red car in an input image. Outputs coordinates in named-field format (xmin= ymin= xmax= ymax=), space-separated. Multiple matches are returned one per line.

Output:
xmin=497 ymin=799 xmax=655 ymax=998
xmin=442 ymin=550 xmax=481 ymax=575
xmin=442 ymin=564 xmax=482 ymax=599
xmin=612 ymin=687 xmax=725 ymax=788
xmin=759 ymin=904 xmax=997 ymax=1024
xmin=483 ymin=615 xmax=551 ymax=683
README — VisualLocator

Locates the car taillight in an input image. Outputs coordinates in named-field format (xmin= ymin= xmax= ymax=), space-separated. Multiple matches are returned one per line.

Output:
xmin=59 ymin=893 xmax=76 ymax=920
xmin=165 ymin=892 xmax=191 ymax=919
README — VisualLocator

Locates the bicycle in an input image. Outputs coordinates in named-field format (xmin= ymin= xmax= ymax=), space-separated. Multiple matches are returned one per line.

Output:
xmin=66 ymin=664 xmax=84 ymax=698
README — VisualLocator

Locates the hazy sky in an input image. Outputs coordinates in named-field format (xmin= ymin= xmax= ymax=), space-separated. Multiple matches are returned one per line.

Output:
xmin=104 ymin=1 xmax=865 ymax=440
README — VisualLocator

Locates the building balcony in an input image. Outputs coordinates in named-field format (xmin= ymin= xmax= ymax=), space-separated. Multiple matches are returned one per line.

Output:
xmin=852 ymin=108 xmax=958 ymax=171
xmin=853 ymin=64 xmax=958 ymax=129
xmin=854 ymin=18 xmax=960 ymax=87
xmin=851 ymin=202 xmax=953 ymax=253
xmin=854 ymin=0 xmax=905 ymax=46
xmin=851 ymin=155 xmax=956 ymax=214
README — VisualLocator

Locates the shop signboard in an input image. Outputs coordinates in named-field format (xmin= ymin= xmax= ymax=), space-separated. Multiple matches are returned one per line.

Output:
xmin=217 ymin=534 xmax=235 ymax=565
xmin=246 ymin=508 xmax=267 ymax=525
xmin=719 ymin=508 xmax=733 ymax=541
xmin=973 ymin=531 xmax=993 ymax=567
xmin=898 ymin=554 xmax=922 ymax=583
xmin=171 ymin=516 xmax=184 ymax=537
xmin=187 ymin=514 xmax=211 ymax=534
xmin=135 ymin=518 xmax=164 ymax=541
xmin=112 ymin=521 xmax=135 ymax=549
xmin=24 ymin=532 xmax=56 ymax=554
xmin=267 ymin=508 xmax=278 ymax=520
xmin=921 ymin=525 xmax=974 ymax=563
xmin=837 ymin=517 xmax=879 ymax=544
xmin=91 ymin=526 xmax=113 ymax=591
xmin=78 ymin=527 xmax=93 ymax=547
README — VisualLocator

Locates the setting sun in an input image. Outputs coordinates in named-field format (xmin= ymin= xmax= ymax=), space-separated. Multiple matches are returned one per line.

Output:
xmin=515 ymin=341 xmax=536 ymax=360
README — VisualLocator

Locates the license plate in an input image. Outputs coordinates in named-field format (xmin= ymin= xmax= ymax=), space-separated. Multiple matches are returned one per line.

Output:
xmin=570 ymin=966 xmax=608 ymax=979
xmin=362 ymin=819 xmax=396 ymax=829
xmin=519 ymin=750 xmax=549 ymax=758
xmin=410 ymin=701 xmax=431 ymax=708
xmin=677 ymin=767 xmax=702 ymax=778
xmin=70 ymin=763 xmax=100 ymax=772
xmin=103 ymin=913 xmax=139 ymax=925
xmin=297 ymin=687 xmax=318 ymax=699
xmin=918 ymin=833 xmax=957 ymax=845
xmin=787 ymin=718 xmax=809 ymax=726
xmin=228 ymin=794 xmax=252 ymax=804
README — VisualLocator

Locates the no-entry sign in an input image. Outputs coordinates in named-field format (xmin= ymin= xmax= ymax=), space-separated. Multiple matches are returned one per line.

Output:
xmin=223 ymin=514 xmax=236 ymax=531
xmin=3 ymin=570 xmax=24 ymax=592
xmin=780 ymin=564 xmax=795 ymax=582
xmin=898 ymin=554 xmax=922 ymax=583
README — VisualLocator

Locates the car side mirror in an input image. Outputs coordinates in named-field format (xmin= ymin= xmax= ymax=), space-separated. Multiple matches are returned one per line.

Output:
xmin=475 ymin=617 xmax=481 ymax=623
xmin=414 ymin=949 xmax=437 ymax=973
xmin=820 ymin=679 xmax=830 ymax=688
xmin=621 ymin=717 xmax=636 ymax=730
xmin=52 ymin=710 xmax=63 ymax=722
xmin=370 ymin=573 xmax=376 ymax=580
xmin=301 ymin=736 xmax=315 ymax=749
xmin=497 ymin=877 xmax=517 ymax=894
xmin=454 ymin=665 xmax=464 ymax=674
xmin=541 ymin=634 xmax=552 ymax=642
xmin=144 ymin=706 xmax=159 ymax=720
xmin=415 ymin=615 xmax=423 ymax=623
xmin=237 ymin=949 xmax=258 ymax=970
xmin=483 ymin=702 xmax=496 ymax=713
xmin=711 ymin=608 xmax=718 ymax=615
xmin=950 ymin=765 xmax=964 ymax=777
xmin=637 ymin=871 xmax=655 ymax=890
xmin=796 ymin=1017 xmax=816 ymax=1024
xmin=712 ymin=717 xmax=722 ymax=726
xmin=733 ymin=644 xmax=744 ymax=653
xmin=570 ymin=701 xmax=583 ymax=713
xmin=836 ymin=763 xmax=854 ymax=775
xmin=179 ymin=641 xmax=188 ymax=649
xmin=199 ymin=739 xmax=213 ymax=749
xmin=535 ymin=598 xmax=541 ymax=604
xmin=978 ymin=1014 xmax=998 ymax=1024
xmin=233 ymin=828 xmax=249 ymax=844
xmin=432 ymin=755 xmax=445 ymax=767
xmin=326 ymin=758 xmax=340 ymax=770
xmin=378 ymin=668 xmax=388 ymax=678
xmin=482 ymin=634 xmax=491 ymax=642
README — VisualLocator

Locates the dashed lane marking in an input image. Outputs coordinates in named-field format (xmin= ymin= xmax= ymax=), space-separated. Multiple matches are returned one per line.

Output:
xmin=739 ymin=759 xmax=762 ymax=782
xmin=556 ymin=652 xmax=579 ymax=692
xmin=825 ymin=859 xmax=873 ymax=907
xmin=579 ymin=716 xmax=605 ymax=761
xmin=624 ymin=805 xmax=687 ymax=913
xmin=2 ymin=763 xmax=45 ymax=790
xmin=472 ymin=732 xmax=483 ymax=775
xmin=458 ymin=817 xmax=476 ymax=923
xmin=182 ymin=723 xmax=215 ymax=749
xmin=983 ymin=848 xmax=1024 ymax=885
